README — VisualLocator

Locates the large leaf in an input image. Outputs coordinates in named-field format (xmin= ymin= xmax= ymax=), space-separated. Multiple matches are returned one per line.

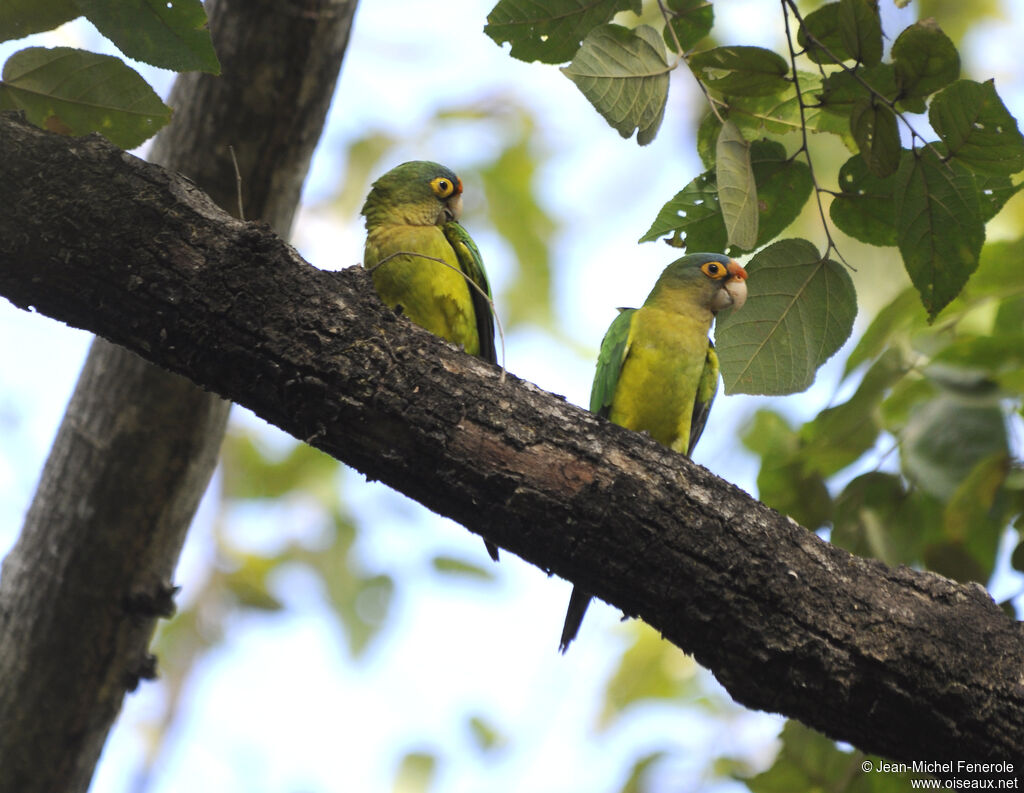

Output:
xmin=797 ymin=3 xmax=849 ymax=65
xmin=639 ymin=140 xmax=812 ymax=254
xmin=661 ymin=0 xmax=713 ymax=54
xmin=930 ymin=79 xmax=1024 ymax=176
xmin=77 ymin=0 xmax=219 ymax=74
xmin=0 ymin=47 xmax=171 ymax=148
xmin=561 ymin=24 xmax=670 ymax=145
xmin=0 ymin=0 xmax=78 ymax=42
xmin=715 ymin=239 xmax=857 ymax=395
xmin=715 ymin=119 xmax=757 ymax=250
xmin=689 ymin=45 xmax=789 ymax=97
xmin=484 ymin=0 xmax=640 ymax=64
xmin=902 ymin=393 xmax=1007 ymax=499
xmin=892 ymin=20 xmax=960 ymax=102
xmin=838 ymin=0 xmax=882 ymax=66
xmin=895 ymin=147 xmax=985 ymax=318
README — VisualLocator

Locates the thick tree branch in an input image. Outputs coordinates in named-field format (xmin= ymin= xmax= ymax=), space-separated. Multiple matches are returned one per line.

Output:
xmin=1 ymin=113 xmax=1023 ymax=767
xmin=0 ymin=0 xmax=357 ymax=789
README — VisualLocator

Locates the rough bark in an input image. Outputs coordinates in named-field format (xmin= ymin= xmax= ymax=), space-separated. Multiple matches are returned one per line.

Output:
xmin=0 ymin=0 xmax=357 ymax=789
xmin=1 ymin=112 xmax=1022 ymax=767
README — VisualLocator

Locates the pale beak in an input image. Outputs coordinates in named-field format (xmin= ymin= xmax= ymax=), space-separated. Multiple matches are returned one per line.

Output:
xmin=445 ymin=193 xmax=463 ymax=223
xmin=723 ymin=259 xmax=748 ymax=311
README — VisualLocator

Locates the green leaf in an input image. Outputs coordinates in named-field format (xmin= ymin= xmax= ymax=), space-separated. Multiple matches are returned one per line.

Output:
xmin=467 ymin=715 xmax=507 ymax=752
xmin=392 ymin=752 xmax=437 ymax=793
xmin=833 ymin=473 xmax=922 ymax=566
xmin=850 ymin=98 xmax=901 ymax=177
xmin=478 ymin=138 xmax=557 ymax=328
xmin=430 ymin=555 xmax=496 ymax=581
xmin=842 ymin=287 xmax=922 ymax=376
xmin=940 ymin=452 xmax=1009 ymax=582
xmin=561 ymin=24 xmax=669 ymax=145
xmin=892 ymin=20 xmax=960 ymax=101
xmin=222 ymin=434 xmax=339 ymax=501
xmin=797 ymin=3 xmax=849 ymax=65
xmin=799 ymin=348 xmax=905 ymax=477
xmin=76 ymin=0 xmax=219 ymax=73
xmin=619 ymin=752 xmax=668 ymax=793
xmin=662 ymin=0 xmax=713 ymax=54
xmin=599 ymin=625 xmax=698 ymax=727
xmin=895 ymin=147 xmax=985 ymax=318
xmin=639 ymin=140 xmax=811 ymax=254
xmin=715 ymin=119 xmax=758 ymax=249
xmin=830 ymin=154 xmax=901 ymax=246
xmin=716 ymin=239 xmax=857 ymax=395
xmin=696 ymin=110 xmax=721 ymax=168
xmin=818 ymin=63 xmax=899 ymax=111
xmin=0 ymin=0 xmax=78 ymax=42
xmin=0 ymin=47 xmax=172 ymax=149
xmin=902 ymin=394 xmax=1007 ymax=499
xmin=484 ymin=0 xmax=640 ymax=64
xmin=728 ymin=71 xmax=856 ymax=146
xmin=689 ymin=45 xmax=789 ymax=97
xmin=930 ymin=79 xmax=1024 ymax=175
xmin=838 ymin=0 xmax=882 ymax=66
xmin=745 ymin=721 xmax=918 ymax=793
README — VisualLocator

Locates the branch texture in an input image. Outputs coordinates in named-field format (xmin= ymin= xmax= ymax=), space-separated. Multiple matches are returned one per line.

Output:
xmin=1 ymin=113 xmax=1023 ymax=766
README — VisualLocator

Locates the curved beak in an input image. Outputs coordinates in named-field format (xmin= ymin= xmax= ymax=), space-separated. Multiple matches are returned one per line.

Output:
xmin=722 ymin=259 xmax=748 ymax=311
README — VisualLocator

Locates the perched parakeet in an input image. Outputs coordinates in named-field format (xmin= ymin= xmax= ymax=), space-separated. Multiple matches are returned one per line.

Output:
xmin=362 ymin=160 xmax=500 ymax=561
xmin=558 ymin=253 xmax=749 ymax=652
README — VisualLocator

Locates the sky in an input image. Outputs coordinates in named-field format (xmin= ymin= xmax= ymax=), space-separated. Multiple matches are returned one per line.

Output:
xmin=2 ymin=1 xmax=1024 ymax=792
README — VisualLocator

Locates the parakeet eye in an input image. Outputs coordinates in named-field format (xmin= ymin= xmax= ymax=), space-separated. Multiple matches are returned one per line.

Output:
xmin=430 ymin=176 xmax=457 ymax=198
xmin=701 ymin=261 xmax=725 ymax=279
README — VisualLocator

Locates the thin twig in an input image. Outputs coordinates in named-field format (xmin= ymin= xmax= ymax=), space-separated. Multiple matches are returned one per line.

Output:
xmin=228 ymin=145 xmax=245 ymax=222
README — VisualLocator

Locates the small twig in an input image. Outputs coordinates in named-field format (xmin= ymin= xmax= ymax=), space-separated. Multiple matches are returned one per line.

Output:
xmin=780 ymin=0 xmax=850 ymax=268
xmin=366 ymin=251 xmax=507 ymax=380
xmin=656 ymin=0 xmax=727 ymax=123
xmin=228 ymin=145 xmax=245 ymax=222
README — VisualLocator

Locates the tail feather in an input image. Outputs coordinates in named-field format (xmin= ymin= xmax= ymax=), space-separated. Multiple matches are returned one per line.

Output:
xmin=485 ymin=539 xmax=500 ymax=562
xmin=559 ymin=586 xmax=592 ymax=653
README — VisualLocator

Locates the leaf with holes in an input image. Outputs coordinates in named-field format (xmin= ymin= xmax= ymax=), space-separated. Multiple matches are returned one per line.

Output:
xmin=850 ymin=98 xmax=901 ymax=177
xmin=0 ymin=47 xmax=172 ymax=148
xmin=484 ymin=0 xmax=641 ymax=64
xmin=561 ymin=24 xmax=670 ymax=145
xmin=716 ymin=120 xmax=757 ymax=249
xmin=640 ymin=140 xmax=811 ymax=254
xmin=895 ymin=148 xmax=984 ymax=318
xmin=715 ymin=239 xmax=857 ymax=395
xmin=930 ymin=79 xmax=1024 ymax=176
xmin=798 ymin=3 xmax=849 ymax=65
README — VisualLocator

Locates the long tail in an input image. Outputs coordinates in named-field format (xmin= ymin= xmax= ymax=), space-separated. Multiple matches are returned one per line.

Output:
xmin=559 ymin=586 xmax=592 ymax=653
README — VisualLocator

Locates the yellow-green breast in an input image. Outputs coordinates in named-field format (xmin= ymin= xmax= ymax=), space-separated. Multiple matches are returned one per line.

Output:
xmin=608 ymin=304 xmax=713 ymax=454
xmin=365 ymin=223 xmax=481 ymax=356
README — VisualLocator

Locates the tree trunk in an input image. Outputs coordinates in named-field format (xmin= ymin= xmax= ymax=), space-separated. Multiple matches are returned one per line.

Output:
xmin=0 ymin=0 xmax=357 ymax=789
xmin=2 ymin=112 xmax=1022 ymax=767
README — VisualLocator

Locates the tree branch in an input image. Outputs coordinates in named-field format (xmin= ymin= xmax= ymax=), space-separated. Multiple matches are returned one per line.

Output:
xmin=2 ymin=112 xmax=1022 ymax=766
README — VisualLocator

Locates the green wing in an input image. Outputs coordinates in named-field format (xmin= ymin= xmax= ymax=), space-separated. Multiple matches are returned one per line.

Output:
xmin=442 ymin=221 xmax=496 ymax=365
xmin=589 ymin=308 xmax=636 ymax=418
xmin=687 ymin=339 xmax=719 ymax=457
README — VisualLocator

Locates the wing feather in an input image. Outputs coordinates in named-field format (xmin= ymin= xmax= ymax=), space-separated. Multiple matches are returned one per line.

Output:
xmin=686 ymin=339 xmax=719 ymax=457
xmin=443 ymin=221 xmax=496 ymax=365
xmin=589 ymin=309 xmax=635 ymax=418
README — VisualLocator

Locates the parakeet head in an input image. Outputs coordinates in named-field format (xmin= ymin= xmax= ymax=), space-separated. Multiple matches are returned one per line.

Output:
xmin=653 ymin=252 xmax=748 ymax=313
xmin=361 ymin=161 xmax=465 ymax=228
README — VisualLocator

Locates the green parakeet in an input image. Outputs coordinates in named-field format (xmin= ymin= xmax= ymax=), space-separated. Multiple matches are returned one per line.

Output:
xmin=559 ymin=253 xmax=748 ymax=652
xmin=362 ymin=160 xmax=499 ymax=561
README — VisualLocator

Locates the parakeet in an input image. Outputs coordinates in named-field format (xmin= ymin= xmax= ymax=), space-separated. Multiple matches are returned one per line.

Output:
xmin=362 ymin=160 xmax=500 ymax=561
xmin=558 ymin=253 xmax=749 ymax=652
